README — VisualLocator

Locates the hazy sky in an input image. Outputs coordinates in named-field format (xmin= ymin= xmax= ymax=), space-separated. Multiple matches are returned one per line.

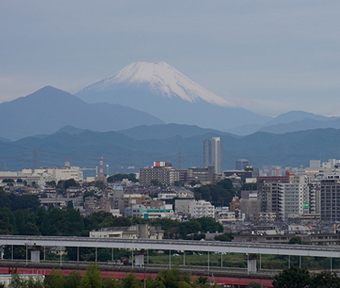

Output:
xmin=1 ymin=1 xmax=340 ymax=116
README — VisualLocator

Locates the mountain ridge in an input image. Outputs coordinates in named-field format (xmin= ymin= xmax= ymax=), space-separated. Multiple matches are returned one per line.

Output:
xmin=3 ymin=125 xmax=340 ymax=173
xmin=0 ymin=86 xmax=164 ymax=140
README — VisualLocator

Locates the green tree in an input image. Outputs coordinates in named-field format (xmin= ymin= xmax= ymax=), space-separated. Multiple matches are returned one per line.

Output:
xmin=50 ymin=269 xmax=65 ymax=288
xmin=103 ymin=276 xmax=121 ymax=288
xmin=2 ymin=179 xmax=14 ymax=183
xmin=21 ymin=223 xmax=40 ymax=235
xmin=145 ymin=275 xmax=166 ymax=288
xmin=107 ymin=173 xmax=138 ymax=183
xmin=157 ymin=269 xmax=191 ymax=288
xmin=9 ymin=273 xmax=26 ymax=288
xmin=15 ymin=210 xmax=25 ymax=234
xmin=122 ymin=273 xmax=141 ymax=288
xmin=178 ymin=220 xmax=202 ymax=238
xmin=310 ymin=271 xmax=340 ymax=288
xmin=45 ymin=180 xmax=56 ymax=187
xmin=64 ymin=271 xmax=81 ymax=288
xmin=193 ymin=179 xmax=236 ymax=207
xmin=0 ymin=208 xmax=16 ymax=234
xmin=0 ymin=189 xmax=11 ymax=209
xmin=272 ymin=267 xmax=311 ymax=288
xmin=247 ymin=283 xmax=261 ymax=288
xmin=288 ymin=236 xmax=302 ymax=244
xmin=214 ymin=232 xmax=233 ymax=242
xmin=196 ymin=217 xmax=223 ymax=233
xmin=65 ymin=208 xmax=85 ymax=236
xmin=151 ymin=179 xmax=164 ymax=187
xmin=79 ymin=275 xmax=92 ymax=288
xmin=8 ymin=193 xmax=40 ymax=211
xmin=27 ymin=276 xmax=44 ymax=288
xmin=64 ymin=179 xmax=78 ymax=190
xmin=85 ymin=263 xmax=102 ymax=288
xmin=289 ymin=236 xmax=302 ymax=245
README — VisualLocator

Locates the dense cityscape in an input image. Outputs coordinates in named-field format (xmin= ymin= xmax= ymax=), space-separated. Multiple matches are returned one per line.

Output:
xmin=2 ymin=135 xmax=340 ymax=287
xmin=2 ymin=1 xmax=340 ymax=287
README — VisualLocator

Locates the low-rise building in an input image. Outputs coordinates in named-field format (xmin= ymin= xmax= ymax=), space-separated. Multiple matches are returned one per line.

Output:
xmin=89 ymin=224 xmax=164 ymax=239
xmin=189 ymin=200 xmax=215 ymax=218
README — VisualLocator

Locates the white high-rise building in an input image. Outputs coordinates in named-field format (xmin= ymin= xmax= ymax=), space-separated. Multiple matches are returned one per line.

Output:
xmin=203 ymin=137 xmax=223 ymax=174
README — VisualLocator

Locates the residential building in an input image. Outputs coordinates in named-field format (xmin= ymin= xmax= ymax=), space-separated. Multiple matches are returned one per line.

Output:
xmin=240 ymin=190 xmax=260 ymax=221
xmin=284 ymin=175 xmax=310 ymax=219
xmin=139 ymin=162 xmax=179 ymax=186
xmin=320 ymin=179 xmax=340 ymax=221
xmin=89 ymin=224 xmax=164 ymax=239
xmin=189 ymin=200 xmax=215 ymax=218
xmin=174 ymin=198 xmax=195 ymax=216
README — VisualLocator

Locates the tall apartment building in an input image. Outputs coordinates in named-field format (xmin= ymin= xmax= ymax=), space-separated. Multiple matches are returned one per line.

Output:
xmin=203 ymin=137 xmax=223 ymax=174
xmin=258 ymin=182 xmax=285 ymax=221
xmin=320 ymin=179 xmax=340 ymax=221
xmin=139 ymin=162 xmax=179 ymax=186
xmin=283 ymin=175 xmax=309 ymax=219
xmin=258 ymin=173 xmax=314 ymax=221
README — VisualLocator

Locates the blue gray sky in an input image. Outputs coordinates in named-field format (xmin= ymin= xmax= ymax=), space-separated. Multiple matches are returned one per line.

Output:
xmin=1 ymin=1 xmax=340 ymax=116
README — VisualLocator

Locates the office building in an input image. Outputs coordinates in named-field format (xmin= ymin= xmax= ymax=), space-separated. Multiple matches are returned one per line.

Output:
xmin=203 ymin=137 xmax=223 ymax=174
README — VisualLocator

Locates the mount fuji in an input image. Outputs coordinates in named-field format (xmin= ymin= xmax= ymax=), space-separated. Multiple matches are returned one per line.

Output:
xmin=76 ymin=62 xmax=270 ymax=131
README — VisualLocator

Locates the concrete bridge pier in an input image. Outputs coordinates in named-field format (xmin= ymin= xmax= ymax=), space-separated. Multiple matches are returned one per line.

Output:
xmin=135 ymin=254 xmax=144 ymax=267
xmin=245 ymin=254 xmax=259 ymax=273
xmin=0 ymin=246 xmax=4 ymax=260
xmin=29 ymin=246 xmax=41 ymax=263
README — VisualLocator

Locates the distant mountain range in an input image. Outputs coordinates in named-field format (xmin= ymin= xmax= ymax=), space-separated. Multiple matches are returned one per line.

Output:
xmin=2 ymin=124 xmax=340 ymax=173
xmin=258 ymin=111 xmax=340 ymax=134
xmin=0 ymin=86 xmax=163 ymax=140
xmin=2 ymin=62 xmax=340 ymax=142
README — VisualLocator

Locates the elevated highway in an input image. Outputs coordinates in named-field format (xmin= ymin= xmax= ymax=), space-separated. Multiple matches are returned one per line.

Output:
xmin=0 ymin=235 xmax=339 ymax=277
xmin=1 ymin=235 xmax=340 ymax=258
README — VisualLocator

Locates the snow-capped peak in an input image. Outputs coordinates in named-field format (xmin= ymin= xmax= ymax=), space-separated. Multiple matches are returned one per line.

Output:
xmin=87 ymin=62 xmax=233 ymax=107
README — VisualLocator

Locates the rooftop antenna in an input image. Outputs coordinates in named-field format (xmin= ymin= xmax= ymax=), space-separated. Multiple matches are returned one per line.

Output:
xmin=65 ymin=157 xmax=70 ymax=168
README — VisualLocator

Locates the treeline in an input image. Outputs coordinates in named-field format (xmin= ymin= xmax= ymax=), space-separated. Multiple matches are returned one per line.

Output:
xmin=0 ymin=189 xmax=40 ymax=211
xmin=14 ymin=265 xmax=336 ymax=288
xmin=193 ymin=179 xmax=237 ymax=207
xmin=107 ymin=173 xmax=138 ymax=183
xmin=273 ymin=266 xmax=340 ymax=288
xmin=6 ymin=265 xmax=223 ymax=288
